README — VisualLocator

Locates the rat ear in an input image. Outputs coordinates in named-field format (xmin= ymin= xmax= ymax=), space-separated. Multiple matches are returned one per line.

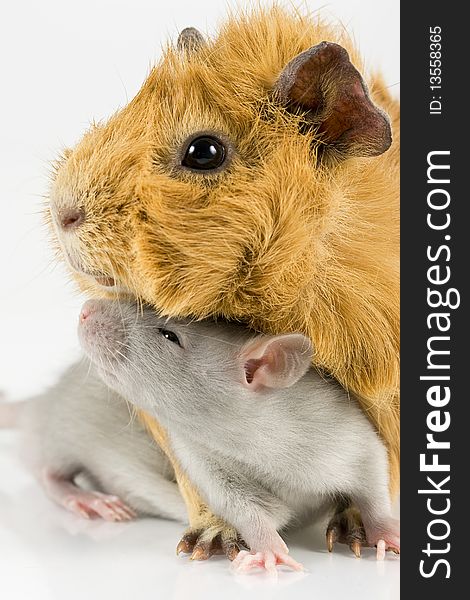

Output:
xmin=177 ymin=27 xmax=206 ymax=55
xmin=240 ymin=334 xmax=313 ymax=391
xmin=274 ymin=41 xmax=392 ymax=157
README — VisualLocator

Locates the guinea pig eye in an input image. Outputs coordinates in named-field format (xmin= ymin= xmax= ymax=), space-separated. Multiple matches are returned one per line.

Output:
xmin=158 ymin=328 xmax=181 ymax=347
xmin=182 ymin=136 xmax=226 ymax=171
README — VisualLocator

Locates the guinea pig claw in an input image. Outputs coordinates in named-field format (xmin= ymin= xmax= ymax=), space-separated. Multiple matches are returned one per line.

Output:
xmin=222 ymin=539 xmax=242 ymax=561
xmin=326 ymin=528 xmax=337 ymax=552
xmin=326 ymin=506 xmax=367 ymax=557
xmin=177 ymin=526 xmax=243 ymax=561
xmin=176 ymin=530 xmax=200 ymax=555
xmin=190 ymin=545 xmax=210 ymax=561
xmin=351 ymin=540 xmax=361 ymax=558
xmin=190 ymin=535 xmax=242 ymax=561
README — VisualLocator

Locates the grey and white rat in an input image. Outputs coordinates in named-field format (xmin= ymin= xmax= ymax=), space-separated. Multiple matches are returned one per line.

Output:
xmin=0 ymin=361 xmax=187 ymax=523
xmin=78 ymin=299 xmax=400 ymax=573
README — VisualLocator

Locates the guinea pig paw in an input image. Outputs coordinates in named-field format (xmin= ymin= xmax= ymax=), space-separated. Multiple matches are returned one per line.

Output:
xmin=177 ymin=524 xmax=244 ymax=561
xmin=326 ymin=506 xmax=367 ymax=557
xmin=64 ymin=490 xmax=137 ymax=522
xmin=231 ymin=549 xmax=303 ymax=574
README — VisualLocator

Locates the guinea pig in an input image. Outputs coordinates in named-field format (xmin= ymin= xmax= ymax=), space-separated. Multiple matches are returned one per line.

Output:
xmin=46 ymin=5 xmax=399 ymax=549
xmin=78 ymin=298 xmax=400 ymax=573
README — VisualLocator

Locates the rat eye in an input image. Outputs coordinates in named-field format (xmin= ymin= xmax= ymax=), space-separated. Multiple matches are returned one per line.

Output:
xmin=158 ymin=328 xmax=181 ymax=347
xmin=182 ymin=136 xmax=226 ymax=171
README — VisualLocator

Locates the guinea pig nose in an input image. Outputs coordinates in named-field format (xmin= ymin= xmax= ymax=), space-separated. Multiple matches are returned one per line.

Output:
xmin=59 ymin=208 xmax=85 ymax=230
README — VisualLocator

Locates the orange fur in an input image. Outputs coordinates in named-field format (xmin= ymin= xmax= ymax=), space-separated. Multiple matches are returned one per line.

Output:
xmin=48 ymin=6 xmax=400 ymax=501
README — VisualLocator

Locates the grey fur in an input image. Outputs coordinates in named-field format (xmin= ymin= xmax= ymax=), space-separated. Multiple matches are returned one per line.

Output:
xmin=79 ymin=300 xmax=397 ymax=555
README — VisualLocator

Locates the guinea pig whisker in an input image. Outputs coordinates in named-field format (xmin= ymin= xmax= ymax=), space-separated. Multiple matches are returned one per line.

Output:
xmin=101 ymin=255 xmax=129 ymax=330
xmin=121 ymin=265 xmax=144 ymax=309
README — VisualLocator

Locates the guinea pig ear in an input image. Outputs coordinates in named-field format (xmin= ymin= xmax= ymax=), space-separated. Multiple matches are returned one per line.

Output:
xmin=274 ymin=41 xmax=392 ymax=158
xmin=240 ymin=334 xmax=313 ymax=392
xmin=177 ymin=27 xmax=206 ymax=55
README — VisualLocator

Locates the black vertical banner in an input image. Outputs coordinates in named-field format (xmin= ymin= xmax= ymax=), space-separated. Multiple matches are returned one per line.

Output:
xmin=401 ymin=2 xmax=466 ymax=597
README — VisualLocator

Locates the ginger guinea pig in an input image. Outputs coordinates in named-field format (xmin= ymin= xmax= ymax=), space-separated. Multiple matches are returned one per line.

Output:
xmin=47 ymin=6 xmax=399 ymax=493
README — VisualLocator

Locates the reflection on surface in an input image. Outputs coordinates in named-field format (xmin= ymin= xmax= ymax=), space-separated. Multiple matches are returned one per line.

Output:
xmin=0 ymin=434 xmax=399 ymax=600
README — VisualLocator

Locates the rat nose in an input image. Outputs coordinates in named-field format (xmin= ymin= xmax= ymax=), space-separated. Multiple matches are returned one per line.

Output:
xmin=59 ymin=207 xmax=85 ymax=230
xmin=79 ymin=300 xmax=96 ymax=323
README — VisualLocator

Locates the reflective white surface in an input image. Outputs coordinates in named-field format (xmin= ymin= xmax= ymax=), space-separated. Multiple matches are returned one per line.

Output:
xmin=0 ymin=431 xmax=399 ymax=600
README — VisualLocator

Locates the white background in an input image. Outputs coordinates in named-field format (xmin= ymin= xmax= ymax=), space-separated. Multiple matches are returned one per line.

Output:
xmin=0 ymin=1 xmax=399 ymax=598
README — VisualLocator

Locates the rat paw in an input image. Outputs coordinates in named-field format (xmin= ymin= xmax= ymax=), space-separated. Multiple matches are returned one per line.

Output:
xmin=365 ymin=518 xmax=400 ymax=560
xmin=326 ymin=506 xmax=367 ymax=557
xmin=231 ymin=549 xmax=303 ymax=574
xmin=62 ymin=490 xmax=137 ymax=522
xmin=176 ymin=524 xmax=244 ymax=561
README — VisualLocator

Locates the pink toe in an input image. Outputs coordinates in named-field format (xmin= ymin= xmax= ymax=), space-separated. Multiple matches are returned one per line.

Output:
xmin=279 ymin=554 xmax=304 ymax=571
xmin=376 ymin=540 xmax=386 ymax=561
xmin=232 ymin=550 xmax=250 ymax=569
xmin=264 ymin=553 xmax=277 ymax=574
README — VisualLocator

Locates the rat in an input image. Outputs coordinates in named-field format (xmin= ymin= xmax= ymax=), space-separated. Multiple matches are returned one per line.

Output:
xmin=0 ymin=361 xmax=187 ymax=524
xmin=77 ymin=298 xmax=400 ymax=573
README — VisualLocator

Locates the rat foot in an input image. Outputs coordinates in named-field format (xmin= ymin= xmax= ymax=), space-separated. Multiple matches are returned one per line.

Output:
xmin=62 ymin=489 xmax=137 ymax=521
xmin=365 ymin=518 xmax=400 ymax=560
xmin=232 ymin=533 xmax=303 ymax=574
xmin=326 ymin=505 xmax=367 ymax=557
xmin=232 ymin=549 xmax=304 ymax=574
xmin=42 ymin=470 xmax=137 ymax=521
xmin=176 ymin=524 xmax=244 ymax=561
